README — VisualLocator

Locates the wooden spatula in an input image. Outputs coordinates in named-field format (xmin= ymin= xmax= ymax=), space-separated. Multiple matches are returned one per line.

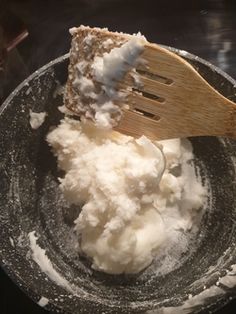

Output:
xmin=65 ymin=27 xmax=236 ymax=140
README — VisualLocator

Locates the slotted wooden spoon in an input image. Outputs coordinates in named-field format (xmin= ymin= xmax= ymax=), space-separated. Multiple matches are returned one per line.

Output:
xmin=66 ymin=27 xmax=236 ymax=140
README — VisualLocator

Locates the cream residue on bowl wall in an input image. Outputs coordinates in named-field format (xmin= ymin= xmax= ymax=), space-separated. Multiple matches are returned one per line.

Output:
xmin=29 ymin=110 xmax=47 ymax=129
xmin=28 ymin=231 xmax=74 ymax=292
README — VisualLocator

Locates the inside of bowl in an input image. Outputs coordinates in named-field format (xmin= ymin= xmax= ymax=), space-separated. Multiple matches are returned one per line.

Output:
xmin=0 ymin=52 xmax=236 ymax=314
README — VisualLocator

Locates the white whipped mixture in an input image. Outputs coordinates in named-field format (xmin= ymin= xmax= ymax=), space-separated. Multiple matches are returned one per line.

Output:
xmin=47 ymin=118 xmax=206 ymax=274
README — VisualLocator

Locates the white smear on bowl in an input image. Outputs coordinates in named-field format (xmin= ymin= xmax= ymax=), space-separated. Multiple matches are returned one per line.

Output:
xmin=28 ymin=231 xmax=73 ymax=293
xmin=29 ymin=110 xmax=47 ymax=129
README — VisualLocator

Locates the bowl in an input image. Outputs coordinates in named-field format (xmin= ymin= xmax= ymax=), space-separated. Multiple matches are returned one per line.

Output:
xmin=0 ymin=49 xmax=236 ymax=314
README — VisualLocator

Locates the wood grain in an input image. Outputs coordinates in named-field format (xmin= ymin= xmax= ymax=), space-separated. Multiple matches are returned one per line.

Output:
xmin=65 ymin=26 xmax=236 ymax=140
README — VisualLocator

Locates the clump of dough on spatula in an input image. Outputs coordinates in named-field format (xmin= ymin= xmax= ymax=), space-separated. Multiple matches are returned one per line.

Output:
xmin=64 ymin=25 xmax=146 ymax=129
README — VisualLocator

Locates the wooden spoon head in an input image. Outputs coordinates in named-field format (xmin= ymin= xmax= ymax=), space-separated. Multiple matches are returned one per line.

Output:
xmin=65 ymin=26 xmax=236 ymax=140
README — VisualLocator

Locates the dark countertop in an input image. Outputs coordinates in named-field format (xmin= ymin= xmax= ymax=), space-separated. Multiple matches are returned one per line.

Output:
xmin=1 ymin=0 xmax=236 ymax=313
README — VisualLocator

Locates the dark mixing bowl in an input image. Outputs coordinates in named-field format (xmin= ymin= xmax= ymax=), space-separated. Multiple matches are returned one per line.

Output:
xmin=1 ymin=48 xmax=236 ymax=314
